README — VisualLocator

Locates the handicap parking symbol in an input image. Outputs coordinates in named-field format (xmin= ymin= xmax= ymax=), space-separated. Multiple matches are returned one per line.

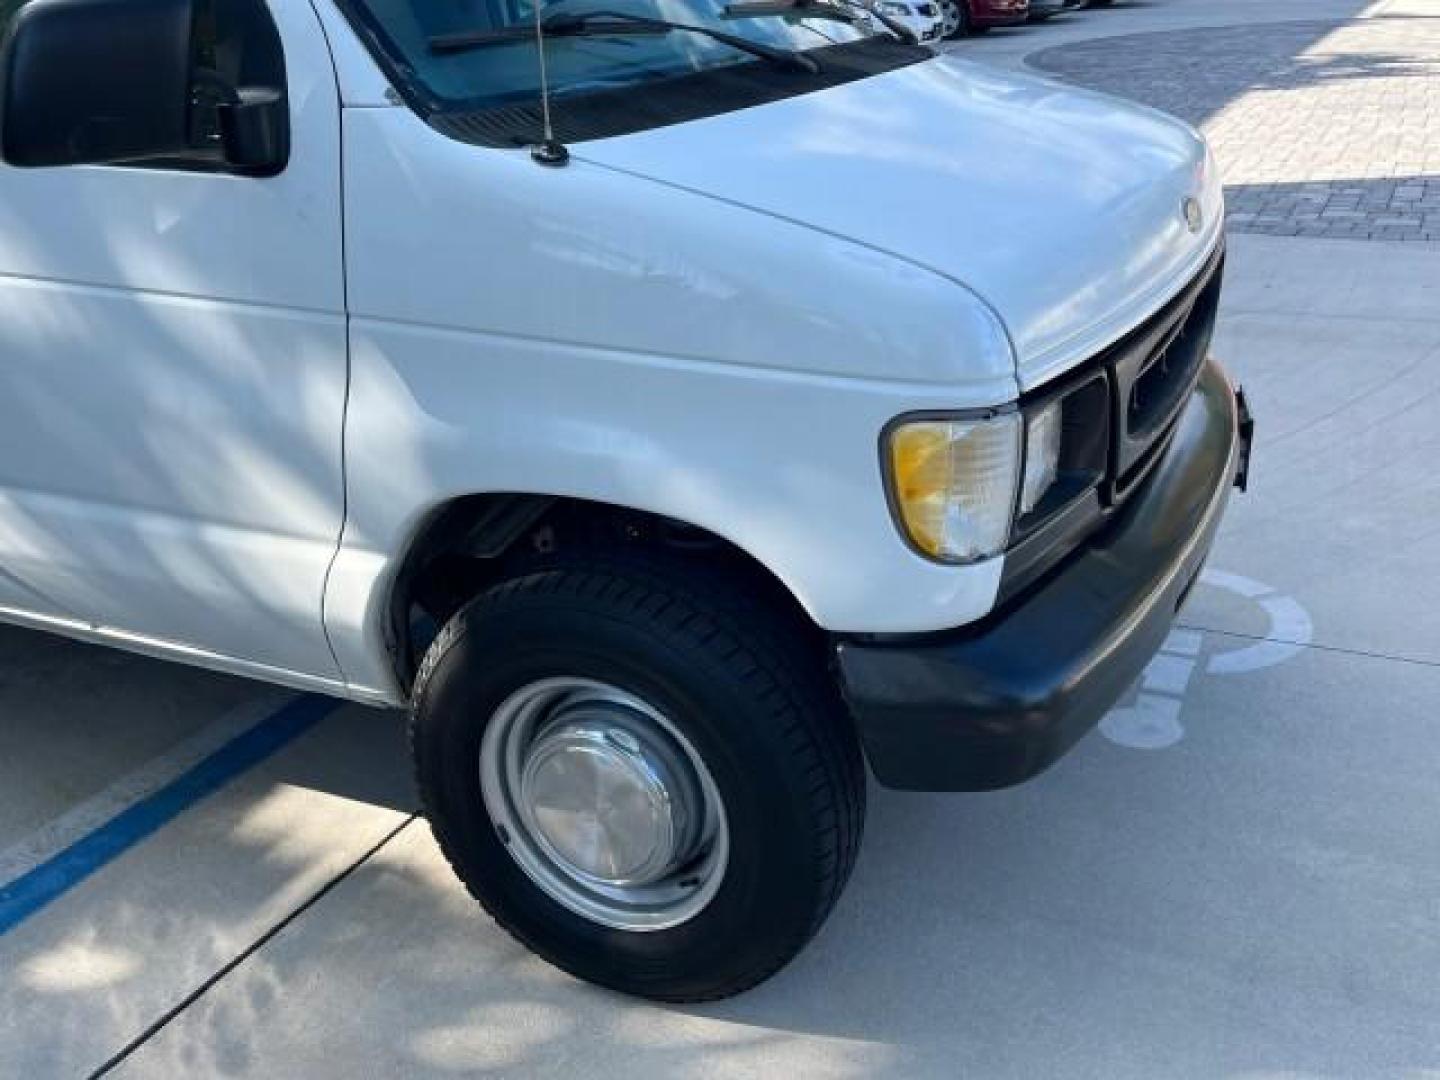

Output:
xmin=1099 ymin=570 xmax=1313 ymax=751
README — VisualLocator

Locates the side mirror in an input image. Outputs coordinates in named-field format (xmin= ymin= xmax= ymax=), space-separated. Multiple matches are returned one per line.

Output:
xmin=0 ymin=0 xmax=289 ymax=174
xmin=0 ymin=0 xmax=197 ymax=168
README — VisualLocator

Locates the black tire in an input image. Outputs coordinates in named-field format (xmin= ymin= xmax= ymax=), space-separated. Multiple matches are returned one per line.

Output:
xmin=941 ymin=0 xmax=969 ymax=39
xmin=410 ymin=550 xmax=867 ymax=1002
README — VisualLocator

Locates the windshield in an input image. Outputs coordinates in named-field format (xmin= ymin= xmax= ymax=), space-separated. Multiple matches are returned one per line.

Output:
xmin=346 ymin=0 xmax=882 ymax=112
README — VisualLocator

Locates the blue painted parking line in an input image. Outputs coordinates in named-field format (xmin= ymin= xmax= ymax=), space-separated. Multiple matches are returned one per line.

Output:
xmin=0 ymin=695 xmax=344 ymax=937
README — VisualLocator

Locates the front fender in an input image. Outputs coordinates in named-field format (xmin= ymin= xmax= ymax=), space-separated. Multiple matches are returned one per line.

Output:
xmin=323 ymin=106 xmax=1018 ymax=698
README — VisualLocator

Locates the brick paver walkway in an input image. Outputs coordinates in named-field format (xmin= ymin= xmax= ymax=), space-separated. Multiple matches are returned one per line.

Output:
xmin=1029 ymin=18 xmax=1440 ymax=242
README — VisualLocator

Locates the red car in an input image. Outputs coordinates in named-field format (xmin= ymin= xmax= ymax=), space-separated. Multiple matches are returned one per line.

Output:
xmin=937 ymin=0 xmax=1029 ymax=37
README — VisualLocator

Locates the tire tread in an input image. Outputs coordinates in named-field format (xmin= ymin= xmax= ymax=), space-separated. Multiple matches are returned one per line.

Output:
xmin=409 ymin=549 xmax=865 ymax=1002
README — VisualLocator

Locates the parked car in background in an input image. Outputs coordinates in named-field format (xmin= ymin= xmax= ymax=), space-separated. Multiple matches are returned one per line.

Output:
xmin=872 ymin=0 xmax=946 ymax=42
xmin=1029 ymin=0 xmax=1081 ymax=21
xmin=938 ymin=0 xmax=1028 ymax=39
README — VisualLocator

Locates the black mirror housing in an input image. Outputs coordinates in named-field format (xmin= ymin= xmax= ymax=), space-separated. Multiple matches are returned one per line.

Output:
xmin=220 ymin=87 xmax=290 ymax=174
xmin=0 ymin=0 xmax=195 ymax=168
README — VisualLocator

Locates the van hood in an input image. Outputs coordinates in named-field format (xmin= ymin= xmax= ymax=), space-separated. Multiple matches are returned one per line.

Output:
xmin=577 ymin=55 xmax=1224 ymax=391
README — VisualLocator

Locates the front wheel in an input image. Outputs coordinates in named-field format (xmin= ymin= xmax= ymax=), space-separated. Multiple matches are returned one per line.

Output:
xmin=939 ymin=0 xmax=969 ymax=38
xmin=410 ymin=551 xmax=867 ymax=1001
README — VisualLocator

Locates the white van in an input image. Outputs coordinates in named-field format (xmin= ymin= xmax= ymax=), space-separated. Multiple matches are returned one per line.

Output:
xmin=0 ymin=0 xmax=1249 ymax=1000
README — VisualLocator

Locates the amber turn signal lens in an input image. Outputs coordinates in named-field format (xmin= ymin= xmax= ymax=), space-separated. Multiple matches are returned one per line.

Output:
xmin=886 ymin=414 xmax=1020 ymax=562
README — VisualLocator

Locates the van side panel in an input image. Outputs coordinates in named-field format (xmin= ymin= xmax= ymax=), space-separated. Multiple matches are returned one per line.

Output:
xmin=0 ymin=0 xmax=348 ymax=679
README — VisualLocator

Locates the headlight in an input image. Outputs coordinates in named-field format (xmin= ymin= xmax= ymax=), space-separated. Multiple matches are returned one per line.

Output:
xmin=1019 ymin=399 xmax=1062 ymax=516
xmin=876 ymin=2 xmax=911 ymax=15
xmin=884 ymin=376 xmax=1110 ymax=563
xmin=885 ymin=413 xmax=1020 ymax=563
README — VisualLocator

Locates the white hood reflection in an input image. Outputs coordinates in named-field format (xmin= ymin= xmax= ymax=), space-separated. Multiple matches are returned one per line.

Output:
xmin=578 ymin=55 xmax=1225 ymax=387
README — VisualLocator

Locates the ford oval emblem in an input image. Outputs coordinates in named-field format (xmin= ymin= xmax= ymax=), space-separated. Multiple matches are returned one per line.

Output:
xmin=1183 ymin=196 xmax=1204 ymax=234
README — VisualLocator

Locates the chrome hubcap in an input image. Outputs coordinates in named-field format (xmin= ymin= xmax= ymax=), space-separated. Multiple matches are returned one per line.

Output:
xmin=940 ymin=0 xmax=961 ymax=35
xmin=480 ymin=678 xmax=729 ymax=931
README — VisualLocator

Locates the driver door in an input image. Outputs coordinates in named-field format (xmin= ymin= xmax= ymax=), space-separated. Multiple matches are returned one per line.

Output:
xmin=0 ymin=0 xmax=349 ymax=684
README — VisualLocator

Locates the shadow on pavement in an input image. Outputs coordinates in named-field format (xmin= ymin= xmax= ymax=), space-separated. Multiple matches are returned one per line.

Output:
xmin=84 ymin=630 xmax=1440 ymax=1078
xmin=1028 ymin=14 xmax=1440 ymax=241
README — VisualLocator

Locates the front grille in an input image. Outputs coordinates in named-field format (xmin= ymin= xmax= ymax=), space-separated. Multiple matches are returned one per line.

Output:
xmin=998 ymin=244 xmax=1225 ymax=603
xmin=1101 ymin=245 xmax=1225 ymax=499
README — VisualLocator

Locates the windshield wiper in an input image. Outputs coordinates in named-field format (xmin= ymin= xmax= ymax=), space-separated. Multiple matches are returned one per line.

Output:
xmin=725 ymin=0 xmax=918 ymax=45
xmin=723 ymin=0 xmax=858 ymax=24
xmin=430 ymin=10 xmax=821 ymax=72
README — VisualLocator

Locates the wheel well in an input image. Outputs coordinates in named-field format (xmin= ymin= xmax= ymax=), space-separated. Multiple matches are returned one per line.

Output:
xmin=387 ymin=495 xmax=815 ymax=693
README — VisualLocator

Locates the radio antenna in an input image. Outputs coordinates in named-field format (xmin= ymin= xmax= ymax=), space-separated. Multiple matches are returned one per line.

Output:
xmin=530 ymin=0 xmax=569 ymax=166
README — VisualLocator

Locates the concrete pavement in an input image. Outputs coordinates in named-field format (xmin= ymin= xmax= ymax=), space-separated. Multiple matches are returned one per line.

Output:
xmin=85 ymin=231 xmax=1440 ymax=1079
xmin=949 ymin=0 xmax=1440 ymax=239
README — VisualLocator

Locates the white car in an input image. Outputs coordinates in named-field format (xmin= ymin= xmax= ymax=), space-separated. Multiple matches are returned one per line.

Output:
xmin=0 ymin=0 xmax=1246 ymax=1001
xmin=870 ymin=0 xmax=946 ymax=42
